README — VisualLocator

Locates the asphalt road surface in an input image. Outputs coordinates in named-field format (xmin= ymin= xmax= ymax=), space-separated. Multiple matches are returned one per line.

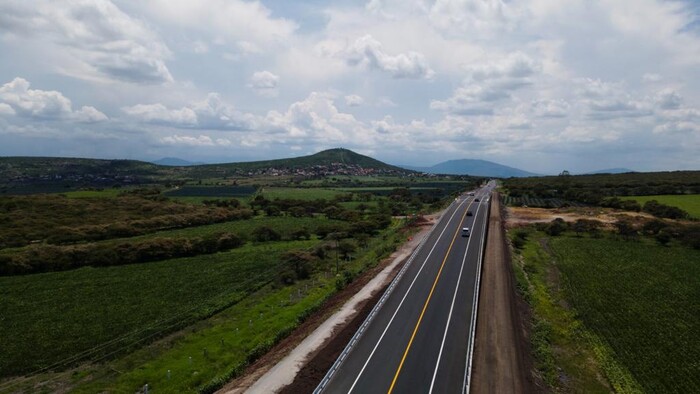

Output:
xmin=317 ymin=181 xmax=495 ymax=394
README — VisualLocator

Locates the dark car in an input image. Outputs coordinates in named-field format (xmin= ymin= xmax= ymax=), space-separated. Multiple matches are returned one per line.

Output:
xmin=466 ymin=210 xmax=473 ymax=216
xmin=475 ymin=198 xmax=480 ymax=202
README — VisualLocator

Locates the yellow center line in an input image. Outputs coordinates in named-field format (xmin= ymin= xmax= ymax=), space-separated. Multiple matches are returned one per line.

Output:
xmin=386 ymin=199 xmax=473 ymax=394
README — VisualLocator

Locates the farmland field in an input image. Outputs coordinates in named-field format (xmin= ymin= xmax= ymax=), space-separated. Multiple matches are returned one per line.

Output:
xmin=259 ymin=187 xmax=342 ymax=200
xmin=620 ymin=194 xmax=700 ymax=218
xmin=546 ymin=236 xmax=700 ymax=392
xmin=0 ymin=240 xmax=317 ymax=377
xmin=164 ymin=185 xmax=257 ymax=197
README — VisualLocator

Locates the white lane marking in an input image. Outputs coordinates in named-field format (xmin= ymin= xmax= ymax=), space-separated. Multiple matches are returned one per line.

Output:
xmin=315 ymin=197 xmax=464 ymax=394
xmin=346 ymin=197 xmax=470 ymax=393
xmin=463 ymin=193 xmax=491 ymax=393
xmin=428 ymin=197 xmax=484 ymax=393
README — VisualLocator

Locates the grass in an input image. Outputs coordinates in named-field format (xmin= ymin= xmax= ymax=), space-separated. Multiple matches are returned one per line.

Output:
xmin=620 ymin=194 xmax=700 ymax=218
xmin=514 ymin=229 xmax=700 ymax=393
xmin=0 ymin=240 xmax=317 ymax=378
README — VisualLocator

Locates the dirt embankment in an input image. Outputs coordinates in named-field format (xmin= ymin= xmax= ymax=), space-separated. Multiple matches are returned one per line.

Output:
xmin=471 ymin=193 xmax=540 ymax=394
xmin=507 ymin=206 xmax=655 ymax=229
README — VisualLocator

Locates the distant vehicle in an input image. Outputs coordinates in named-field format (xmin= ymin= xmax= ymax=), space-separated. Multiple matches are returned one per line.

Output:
xmin=462 ymin=227 xmax=470 ymax=237
xmin=466 ymin=210 xmax=473 ymax=216
xmin=468 ymin=192 xmax=475 ymax=196
xmin=475 ymin=198 xmax=480 ymax=202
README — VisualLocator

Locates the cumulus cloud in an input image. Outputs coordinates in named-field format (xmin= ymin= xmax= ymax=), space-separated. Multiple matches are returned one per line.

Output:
xmin=345 ymin=95 xmax=364 ymax=107
xmin=134 ymin=0 xmax=296 ymax=53
xmin=575 ymin=78 xmax=653 ymax=120
xmin=122 ymin=93 xmax=258 ymax=130
xmin=265 ymin=92 xmax=366 ymax=142
xmin=248 ymin=71 xmax=279 ymax=97
xmin=654 ymin=89 xmax=683 ymax=110
xmin=0 ymin=0 xmax=173 ymax=84
xmin=321 ymin=35 xmax=435 ymax=79
xmin=431 ymin=52 xmax=538 ymax=115
xmin=161 ymin=134 xmax=232 ymax=146
xmin=0 ymin=77 xmax=107 ymax=122
xmin=122 ymin=103 xmax=197 ymax=126
xmin=653 ymin=121 xmax=700 ymax=134
xmin=532 ymin=99 xmax=569 ymax=118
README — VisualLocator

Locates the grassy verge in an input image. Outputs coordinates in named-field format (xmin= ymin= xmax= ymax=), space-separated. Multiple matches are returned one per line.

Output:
xmin=512 ymin=229 xmax=700 ymax=393
xmin=620 ymin=194 xmax=700 ymax=218
xmin=510 ymin=229 xmax=633 ymax=392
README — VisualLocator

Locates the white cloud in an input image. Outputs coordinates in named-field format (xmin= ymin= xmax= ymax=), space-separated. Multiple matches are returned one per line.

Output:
xmin=653 ymin=121 xmax=700 ymax=134
xmin=0 ymin=103 xmax=15 ymax=116
xmin=321 ymin=35 xmax=435 ymax=79
xmin=248 ymin=71 xmax=279 ymax=97
xmin=75 ymin=106 xmax=109 ymax=123
xmin=265 ymin=92 xmax=367 ymax=143
xmin=122 ymin=103 xmax=197 ymax=126
xmin=122 ymin=93 xmax=258 ymax=130
xmin=345 ymin=94 xmax=364 ymax=107
xmin=134 ymin=0 xmax=297 ymax=52
xmin=654 ymin=89 xmax=683 ymax=110
xmin=0 ymin=77 xmax=107 ymax=121
xmin=431 ymin=52 xmax=540 ymax=115
xmin=532 ymin=99 xmax=569 ymax=118
xmin=162 ymin=134 xmax=219 ymax=146
xmin=0 ymin=0 xmax=173 ymax=84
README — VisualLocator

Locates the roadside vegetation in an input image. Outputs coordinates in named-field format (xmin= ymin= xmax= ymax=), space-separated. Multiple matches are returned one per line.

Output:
xmin=510 ymin=215 xmax=700 ymax=393
xmin=0 ymin=163 xmax=476 ymax=393
xmin=501 ymin=170 xmax=700 ymax=211
xmin=620 ymin=194 xmax=700 ymax=219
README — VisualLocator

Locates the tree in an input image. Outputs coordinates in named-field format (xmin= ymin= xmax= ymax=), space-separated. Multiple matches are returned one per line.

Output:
xmin=545 ymin=218 xmax=567 ymax=236
xmin=338 ymin=240 xmax=357 ymax=259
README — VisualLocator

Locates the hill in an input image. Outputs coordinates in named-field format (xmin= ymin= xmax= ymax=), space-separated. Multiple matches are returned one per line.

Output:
xmin=0 ymin=149 xmax=411 ymax=193
xmin=401 ymin=159 xmax=538 ymax=178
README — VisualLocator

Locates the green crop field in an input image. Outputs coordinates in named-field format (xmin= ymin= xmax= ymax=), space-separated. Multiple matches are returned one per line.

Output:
xmin=547 ymin=236 xmax=700 ymax=392
xmin=0 ymin=240 xmax=317 ymax=377
xmin=259 ymin=187 xmax=342 ymax=200
xmin=621 ymin=194 xmax=700 ymax=218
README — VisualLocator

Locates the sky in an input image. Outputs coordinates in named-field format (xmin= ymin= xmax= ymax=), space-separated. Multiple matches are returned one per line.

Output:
xmin=0 ymin=0 xmax=699 ymax=174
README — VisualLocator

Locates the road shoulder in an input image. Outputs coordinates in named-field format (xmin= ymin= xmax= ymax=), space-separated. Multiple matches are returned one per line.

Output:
xmin=471 ymin=192 xmax=535 ymax=394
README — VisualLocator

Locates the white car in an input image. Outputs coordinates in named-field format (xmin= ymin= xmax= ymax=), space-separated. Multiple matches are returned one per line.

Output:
xmin=461 ymin=227 xmax=470 ymax=237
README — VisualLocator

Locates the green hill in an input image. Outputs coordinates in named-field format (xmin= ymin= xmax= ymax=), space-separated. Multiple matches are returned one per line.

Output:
xmin=190 ymin=148 xmax=405 ymax=174
xmin=0 ymin=149 xmax=411 ymax=193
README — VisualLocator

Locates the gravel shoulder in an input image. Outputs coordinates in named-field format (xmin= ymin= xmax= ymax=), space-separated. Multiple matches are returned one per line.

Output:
xmin=471 ymin=193 xmax=536 ymax=393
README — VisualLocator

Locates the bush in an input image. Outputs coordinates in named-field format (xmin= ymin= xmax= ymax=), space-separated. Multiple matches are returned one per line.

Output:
xmin=251 ymin=226 xmax=281 ymax=242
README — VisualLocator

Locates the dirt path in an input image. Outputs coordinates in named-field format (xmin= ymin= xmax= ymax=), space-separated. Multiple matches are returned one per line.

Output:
xmin=471 ymin=193 xmax=534 ymax=393
xmin=217 ymin=214 xmax=440 ymax=394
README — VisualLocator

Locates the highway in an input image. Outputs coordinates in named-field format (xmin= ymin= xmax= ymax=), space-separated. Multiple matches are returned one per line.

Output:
xmin=316 ymin=181 xmax=495 ymax=394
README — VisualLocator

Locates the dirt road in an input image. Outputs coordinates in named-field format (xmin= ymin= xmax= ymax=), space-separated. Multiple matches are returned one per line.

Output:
xmin=471 ymin=193 xmax=534 ymax=394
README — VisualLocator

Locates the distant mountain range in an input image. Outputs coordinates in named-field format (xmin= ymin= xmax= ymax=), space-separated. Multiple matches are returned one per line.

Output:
xmin=151 ymin=157 xmax=206 ymax=166
xmin=400 ymin=159 xmax=539 ymax=178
